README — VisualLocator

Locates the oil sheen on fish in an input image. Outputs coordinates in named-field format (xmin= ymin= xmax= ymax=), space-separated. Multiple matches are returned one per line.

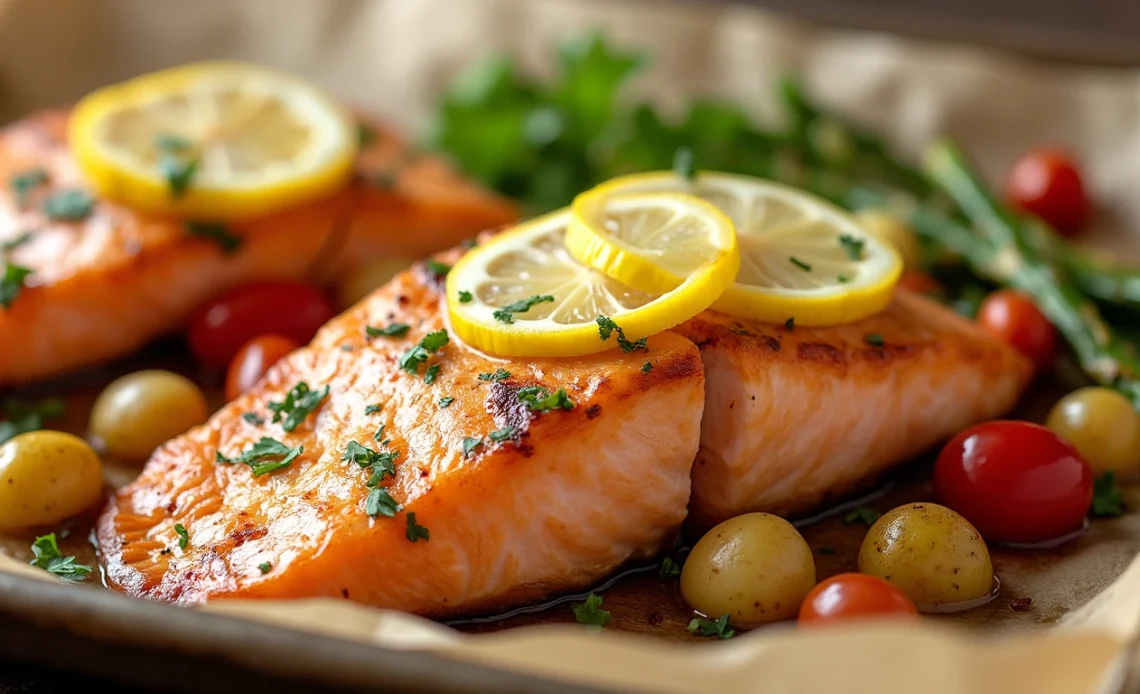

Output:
xmin=675 ymin=291 xmax=1034 ymax=528
xmin=0 ymin=111 xmax=516 ymax=384
xmin=96 ymin=252 xmax=705 ymax=615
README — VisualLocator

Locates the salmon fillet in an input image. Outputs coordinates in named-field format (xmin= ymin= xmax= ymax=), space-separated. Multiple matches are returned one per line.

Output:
xmin=675 ymin=290 xmax=1034 ymax=528
xmin=0 ymin=111 xmax=516 ymax=384
xmin=96 ymin=253 xmax=705 ymax=615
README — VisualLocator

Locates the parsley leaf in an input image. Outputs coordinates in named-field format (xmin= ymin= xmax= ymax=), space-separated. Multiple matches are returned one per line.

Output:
xmin=789 ymin=256 xmax=812 ymax=272
xmin=342 ymin=440 xmax=398 ymax=487
xmin=365 ymin=404 xmax=382 ymax=415
xmin=43 ymin=189 xmax=95 ymax=221
xmin=1 ymin=263 xmax=32 ymax=309
xmin=258 ymin=561 xmax=273 ymax=574
xmin=157 ymin=135 xmax=197 ymax=197
xmin=9 ymin=168 xmax=48 ymax=209
xmin=688 ymin=614 xmax=734 ymax=639
xmin=659 ymin=557 xmax=681 ymax=579
xmin=216 ymin=437 xmax=304 ymax=476
xmin=267 ymin=382 xmax=329 ymax=432
xmin=492 ymin=295 xmax=555 ymax=324
xmin=462 ymin=437 xmax=483 ymax=458
xmin=185 ymin=221 xmax=242 ymax=254
xmin=672 ymin=146 xmax=696 ymax=180
xmin=458 ymin=290 xmax=473 ymax=303
xmin=424 ymin=259 xmax=451 ymax=278
xmin=838 ymin=275 xmax=850 ymax=284
xmin=839 ymin=234 xmax=865 ymax=260
xmin=864 ymin=333 xmax=885 ymax=347
xmin=517 ymin=386 xmax=575 ymax=412
xmin=399 ymin=330 xmax=450 ymax=374
xmin=366 ymin=488 xmax=401 ymax=518
xmin=421 ymin=330 xmax=450 ymax=351
xmin=29 ymin=534 xmax=91 ymax=583
xmin=174 ymin=523 xmax=189 ymax=550
xmin=572 ymin=593 xmax=612 ymax=627
xmin=596 ymin=315 xmax=648 ymax=353
xmin=785 ymin=317 xmax=795 ymax=331
xmin=424 ymin=363 xmax=442 ymax=384
xmin=439 ymin=396 xmax=455 ymax=408
xmin=242 ymin=412 xmax=264 ymax=425
xmin=1092 ymin=472 xmax=1125 ymax=517
xmin=478 ymin=368 xmax=511 ymax=382
xmin=488 ymin=426 xmax=515 ymax=443
xmin=366 ymin=322 xmax=411 ymax=338
xmin=641 ymin=361 xmax=653 ymax=373
xmin=843 ymin=505 xmax=881 ymax=526
xmin=405 ymin=512 xmax=429 ymax=542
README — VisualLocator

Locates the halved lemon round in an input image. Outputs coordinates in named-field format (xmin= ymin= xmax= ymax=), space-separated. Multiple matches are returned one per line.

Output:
xmin=69 ymin=61 xmax=357 ymax=220
xmin=446 ymin=200 xmax=735 ymax=358
xmin=573 ymin=171 xmax=902 ymax=325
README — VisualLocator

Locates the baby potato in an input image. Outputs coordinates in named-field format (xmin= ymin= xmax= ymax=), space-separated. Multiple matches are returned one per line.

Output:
xmin=0 ymin=431 xmax=103 ymax=531
xmin=858 ymin=503 xmax=994 ymax=606
xmin=681 ymin=513 xmax=816 ymax=626
xmin=90 ymin=370 xmax=209 ymax=463
xmin=1045 ymin=386 xmax=1140 ymax=476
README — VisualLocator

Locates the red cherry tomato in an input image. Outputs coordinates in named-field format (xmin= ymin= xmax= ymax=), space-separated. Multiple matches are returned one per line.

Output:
xmin=934 ymin=421 xmax=1093 ymax=543
xmin=189 ymin=281 xmax=335 ymax=366
xmin=798 ymin=573 xmax=918 ymax=624
xmin=897 ymin=270 xmax=942 ymax=297
xmin=225 ymin=334 xmax=300 ymax=401
xmin=1004 ymin=148 xmax=1089 ymax=237
xmin=977 ymin=290 xmax=1057 ymax=369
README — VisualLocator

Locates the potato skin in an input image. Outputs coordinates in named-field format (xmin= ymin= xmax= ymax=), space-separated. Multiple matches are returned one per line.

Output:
xmin=0 ymin=431 xmax=104 ymax=531
xmin=857 ymin=502 xmax=994 ymax=605
xmin=90 ymin=370 xmax=209 ymax=463
xmin=680 ymin=512 xmax=816 ymax=626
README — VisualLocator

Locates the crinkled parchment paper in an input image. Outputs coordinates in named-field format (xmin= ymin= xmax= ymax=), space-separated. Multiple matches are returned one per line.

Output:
xmin=2 ymin=0 xmax=1140 ymax=692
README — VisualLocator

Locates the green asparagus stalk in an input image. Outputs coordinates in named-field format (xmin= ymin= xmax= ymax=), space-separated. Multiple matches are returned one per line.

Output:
xmin=924 ymin=141 xmax=1140 ymax=407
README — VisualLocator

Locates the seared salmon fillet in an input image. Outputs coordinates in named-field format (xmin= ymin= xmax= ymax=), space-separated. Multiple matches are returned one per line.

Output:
xmin=96 ymin=252 xmax=704 ymax=615
xmin=675 ymin=291 xmax=1034 ymax=527
xmin=0 ymin=111 xmax=516 ymax=384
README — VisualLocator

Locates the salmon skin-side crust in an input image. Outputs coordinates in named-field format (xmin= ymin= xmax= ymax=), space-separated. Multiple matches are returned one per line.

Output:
xmin=0 ymin=111 xmax=516 ymax=384
xmin=97 ymin=246 xmax=705 ymax=616
xmin=675 ymin=290 xmax=1034 ymax=528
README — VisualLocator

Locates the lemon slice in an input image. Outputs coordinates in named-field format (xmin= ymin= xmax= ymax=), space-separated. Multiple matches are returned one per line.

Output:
xmin=573 ymin=171 xmax=902 ymax=326
xmin=69 ymin=61 xmax=356 ymax=220
xmin=446 ymin=200 xmax=734 ymax=358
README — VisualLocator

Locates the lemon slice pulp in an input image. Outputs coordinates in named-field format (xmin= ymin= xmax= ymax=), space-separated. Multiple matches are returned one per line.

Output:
xmin=69 ymin=61 xmax=357 ymax=220
xmin=573 ymin=171 xmax=902 ymax=325
xmin=446 ymin=200 xmax=735 ymax=358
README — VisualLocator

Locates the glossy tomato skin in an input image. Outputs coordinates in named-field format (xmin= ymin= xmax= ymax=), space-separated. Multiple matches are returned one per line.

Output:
xmin=1004 ymin=148 xmax=1089 ymax=237
xmin=934 ymin=421 xmax=1093 ymax=543
xmin=798 ymin=573 xmax=918 ymax=624
xmin=188 ymin=281 xmax=335 ymax=366
xmin=977 ymin=290 xmax=1058 ymax=369
xmin=225 ymin=334 xmax=301 ymax=401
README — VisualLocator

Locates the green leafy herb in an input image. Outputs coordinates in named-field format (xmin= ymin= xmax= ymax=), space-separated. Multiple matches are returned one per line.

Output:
xmin=342 ymin=440 xmax=398 ymax=486
xmin=1092 ymin=472 xmax=1125 ymax=517
xmin=43 ymin=189 xmax=95 ymax=221
xmin=458 ymin=290 xmax=473 ymax=303
xmin=366 ymin=487 xmax=401 ymax=518
xmin=399 ymin=330 xmax=449 ymax=374
xmin=462 ymin=437 xmax=483 ymax=458
xmin=478 ymin=368 xmax=511 ymax=382
xmin=424 ymin=259 xmax=451 ymax=278
xmin=517 ymin=386 xmax=575 ymax=412
xmin=9 ymin=168 xmax=48 ymax=209
xmin=0 ymin=263 xmax=32 ymax=309
xmin=596 ymin=315 xmax=648 ymax=353
xmin=267 ymin=382 xmax=329 ymax=432
xmin=242 ymin=412 xmax=264 ymax=425
xmin=838 ymin=275 xmax=850 ymax=284
xmin=405 ymin=512 xmax=429 ymax=542
xmin=839 ymin=234 xmax=865 ymax=260
xmin=216 ymin=437 xmax=304 ymax=477
xmin=641 ymin=361 xmax=653 ymax=373
xmin=658 ymin=557 xmax=681 ymax=579
xmin=789 ymin=256 xmax=812 ymax=272
xmin=864 ymin=333 xmax=885 ymax=348
xmin=843 ymin=505 xmax=881 ymax=526
xmin=572 ymin=593 xmax=612 ymax=627
xmin=439 ymin=396 xmax=455 ymax=408
xmin=29 ymin=534 xmax=91 ymax=582
xmin=156 ymin=135 xmax=197 ymax=197
xmin=815 ymin=545 xmax=837 ymax=555
xmin=259 ymin=561 xmax=273 ymax=574
xmin=492 ymin=295 xmax=554 ymax=324
xmin=174 ymin=523 xmax=189 ymax=550
xmin=785 ymin=317 xmax=795 ymax=331
xmin=424 ymin=363 xmax=442 ymax=384
xmin=688 ymin=614 xmax=734 ymax=639
xmin=365 ymin=404 xmax=382 ymax=415
xmin=488 ymin=426 xmax=515 ymax=443
xmin=1 ymin=232 xmax=34 ymax=253
xmin=673 ymin=147 xmax=696 ymax=180
xmin=0 ymin=397 xmax=65 ymax=445
xmin=366 ymin=322 xmax=411 ymax=339
xmin=185 ymin=221 xmax=242 ymax=254
xmin=374 ymin=425 xmax=388 ymax=443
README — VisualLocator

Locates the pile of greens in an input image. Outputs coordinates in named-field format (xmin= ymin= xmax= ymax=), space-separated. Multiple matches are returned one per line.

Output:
xmin=429 ymin=33 xmax=1140 ymax=408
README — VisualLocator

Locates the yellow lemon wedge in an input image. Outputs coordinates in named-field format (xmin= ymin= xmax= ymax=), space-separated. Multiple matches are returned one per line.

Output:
xmin=573 ymin=171 xmax=902 ymax=326
xmin=446 ymin=199 xmax=735 ymax=358
xmin=69 ymin=61 xmax=357 ymax=220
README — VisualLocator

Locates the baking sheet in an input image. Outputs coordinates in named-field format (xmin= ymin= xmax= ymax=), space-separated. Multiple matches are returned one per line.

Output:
xmin=2 ymin=0 xmax=1140 ymax=692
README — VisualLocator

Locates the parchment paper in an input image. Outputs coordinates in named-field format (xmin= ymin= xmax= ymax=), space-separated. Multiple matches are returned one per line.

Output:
xmin=3 ymin=0 xmax=1140 ymax=692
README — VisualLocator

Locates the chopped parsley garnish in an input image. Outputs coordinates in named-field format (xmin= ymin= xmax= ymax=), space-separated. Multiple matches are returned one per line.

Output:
xmin=572 ymin=593 xmax=612 ymax=627
xmin=1092 ymin=472 xmax=1125 ymax=517
xmin=492 ymin=295 xmax=554 ymax=324
xmin=157 ymin=135 xmax=197 ymax=197
xmin=462 ymin=437 xmax=483 ymax=458
xmin=843 ymin=505 xmax=881 ymax=526
xmin=258 ymin=561 xmax=273 ymax=574
xmin=398 ymin=330 xmax=449 ymax=374
xmin=596 ymin=315 xmax=648 ymax=353
xmin=9 ymin=168 xmax=48 ymax=209
xmin=672 ymin=147 xmax=696 ymax=181
xmin=365 ymin=404 xmax=382 ymax=415
xmin=478 ymin=368 xmax=511 ymax=382
xmin=216 ymin=437 xmax=304 ymax=477
xmin=185 ymin=221 xmax=242 ymax=254
xmin=242 ymin=412 xmax=264 ymax=425
xmin=488 ymin=426 xmax=515 ymax=443
xmin=43 ymin=189 xmax=95 ymax=221
xmin=373 ymin=425 xmax=388 ymax=443
xmin=688 ymin=614 xmax=734 ymax=639
xmin=29 ymin=534 xmax=91 ymax=583
xmin=864 ymin=333 xmax=885 ymax=348
xmin=457 ymin=290 xmax=473 ymax=303
xmin=658 ymin=557 xmax=681 ymax=579
xmin=366 ymin=322 xmax=411 ymax=339
xmin=642 ymin=361 xmax=653 ymax=373
xmin=267 ymin=382 xmax=329 ymax=432
xmin=439 ymin=396 xmax=455 ymax=408
xmin=0 ymin=396 xmax=65 ymax=445
xmin=517 ymin=386 xmax=575 ymax=412
xmin=1 ymin=232 xmax=33 ymax=253
xmin=815 ymin=545 xmax=837 ymax=555
xmin=405 ymin=512 xmax=429 ymax=542
xmin=424 ymin=363 xmax=442 ymax=384
xmin=0 ymin=263 xmax=33 ymax=309
xmin=424 ymin=259 xmax=451 ymax=278
xmin=789 ymin=256 xmax=812 ymax=272
xmin=838 ymin=275 xmax=850 ymax=284
xmin=174 ymin=523 xmax=189 ymax=550
xmin=839 ymin=234 xmax=865 ymax=260
xmin=785 ymin=317 xmax=795 ymax=331
xmin=366 ymin=488 xmax=401 ymax=518
xmin=342 ymin=440 xmax=398 ymax=486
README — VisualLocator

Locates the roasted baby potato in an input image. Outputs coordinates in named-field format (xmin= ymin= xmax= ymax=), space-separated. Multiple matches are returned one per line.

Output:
xmin=90 ymin=370 xmax=209 ymax=463
xmin=0 ymin=431 xmax=103 ymax=530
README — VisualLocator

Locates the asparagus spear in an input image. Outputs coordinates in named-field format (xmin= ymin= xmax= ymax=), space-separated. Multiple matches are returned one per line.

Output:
xmin=923 ymin=141 xmax=1140 ymax=407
